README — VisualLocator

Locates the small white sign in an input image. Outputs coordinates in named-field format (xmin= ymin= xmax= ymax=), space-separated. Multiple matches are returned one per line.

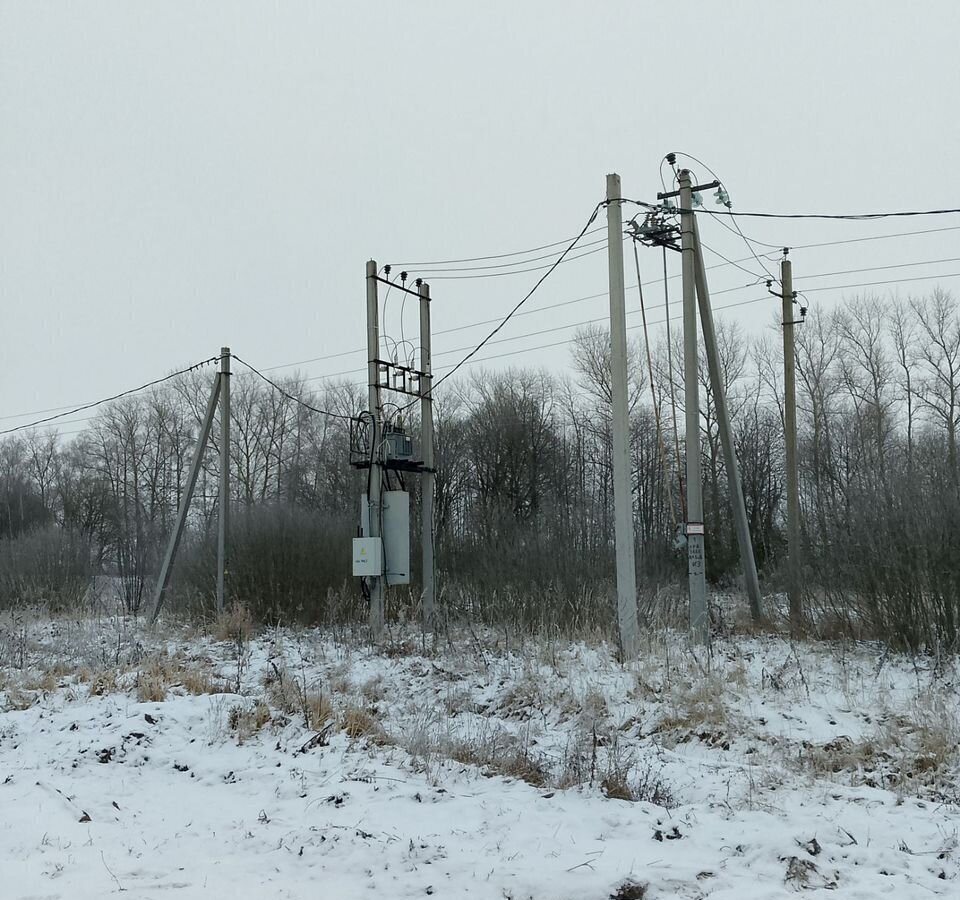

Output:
xmin=686 ymin=522 xmax=705 ymax=536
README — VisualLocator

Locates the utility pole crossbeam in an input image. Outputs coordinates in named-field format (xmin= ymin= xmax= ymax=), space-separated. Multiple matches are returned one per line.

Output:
xmin=217 ymin=347 xmax=231 ymax=614
xmin=605 ymin=173 xmax=641 ymax=659
xmin=781 ymin=255 xmax=803 ymax=634
xmin=150 ymin=374 xmax=221 ymax=623
xmin=679 ymin=170 xmax=709 ymax=644
xmin=366 ymin=260 xmax=386 ymax=638
xmin=690 ymin=217 xmax=763 ymax=622
xmin=419 ymin=281 xmax=436 ymax=635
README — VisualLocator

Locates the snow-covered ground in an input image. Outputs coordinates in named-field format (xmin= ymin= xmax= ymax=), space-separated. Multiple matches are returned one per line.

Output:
xmin=1 ymin=612 xmax=958 ymax=898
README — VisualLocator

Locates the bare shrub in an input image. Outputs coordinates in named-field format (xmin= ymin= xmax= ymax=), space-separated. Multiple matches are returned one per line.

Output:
xmin=0 ymin=526 xmax=92 ymax=612
xmin=263 ymin=660 xmax=332 ymax=730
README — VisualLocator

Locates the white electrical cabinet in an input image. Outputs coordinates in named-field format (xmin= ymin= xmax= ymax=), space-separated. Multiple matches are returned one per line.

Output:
xmin=355 ymin=491 xmax=409 ymax=584
xmin=382 ymin=490 xmax=410 ymax=585
xmin=352 ymin=537 xmax=383 ymax=576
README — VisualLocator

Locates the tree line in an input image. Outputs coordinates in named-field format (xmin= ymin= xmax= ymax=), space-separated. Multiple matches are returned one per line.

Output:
xmin=1 ymin=289 xmax=958 ymax=651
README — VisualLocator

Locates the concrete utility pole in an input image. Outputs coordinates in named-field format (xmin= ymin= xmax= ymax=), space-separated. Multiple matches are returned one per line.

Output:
xmin=419 ymin=280 xmax=436 ymax=634
xmin=679 ymin=170 xmax=708 ymax=644
xmin=366 ymin=260 xmax=385 ymax=638
xmin=690 ymin=218 xmax=763 ymax=621
xmin=605 ymin=173 xmax=640 ymax=659
xmin=781 ymin=254 xmax=802 ymax=634
xmin=216 ymin=347 xmax=231 ymax=614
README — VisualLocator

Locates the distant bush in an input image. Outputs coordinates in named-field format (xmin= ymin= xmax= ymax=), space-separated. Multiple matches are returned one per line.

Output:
xmin=170 ymin=503 xmax=358 ymax=624
xmin=0 ymin=525 xmax=93 ymax=611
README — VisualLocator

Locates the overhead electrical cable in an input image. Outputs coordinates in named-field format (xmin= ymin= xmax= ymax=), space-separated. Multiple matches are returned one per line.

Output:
xmin=244 ymin=231 xmax=960 ymax=382
xmin=387 ymin=224 xmax=606 ymax=268
xmin=412 ymin=240 xmax=612 ymax=280
xmin=295 ymin=263 xmax=960 ymax=386
xmin=0 ymin=356 xmax=222 ymax=437
xmin=404 ymin=235 xmax=609 ymax=273
xmin=626 ymin=198 xmax=960 ymax=220
xmin=791 ymin=224 xmax=960 ymax=250
xmin=400 ymin=201 xmax=605 ymax=408
xmin=231 ymin=355 xmax=356 ymax=422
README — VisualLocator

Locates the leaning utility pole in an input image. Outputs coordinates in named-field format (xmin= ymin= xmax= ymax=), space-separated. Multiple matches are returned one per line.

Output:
xmin=605 ymin=173 xmax=640 ymax=659
xmin=151 ymin=362 xmax=222 ymax=623
xmin=366 ymin=260 xmax=385 ymax=638
xmin=690 ymin=219 xmax=763 ymax=621
xmin=678 ymin=170 xmax=708 ymax=644
xmin=781 ymin=254 xmax=802 ymax=634
xmin=216 ymin=347 xmax=231 ymax=613
xmin=419 ymin=280 xmax=436 ymax=633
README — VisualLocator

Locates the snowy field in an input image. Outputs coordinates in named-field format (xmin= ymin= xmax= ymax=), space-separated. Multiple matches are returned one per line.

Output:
xmin=1 ymin=611 xmax=959 ymax=899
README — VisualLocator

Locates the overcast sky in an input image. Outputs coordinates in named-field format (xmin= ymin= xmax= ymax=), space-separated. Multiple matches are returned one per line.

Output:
xmin=2 ymin=1 xmax=959 ymax=434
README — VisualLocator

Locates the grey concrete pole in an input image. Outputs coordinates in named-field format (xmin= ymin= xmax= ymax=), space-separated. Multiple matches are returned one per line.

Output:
xmin=690 ymin=217 xmax=763 ymax=621
xmin=419 ymin=281 xmax=435 ymax=634
xmin=216 ymin=346 xmax=231 ymax=614
xmin=679 ymin=170 xmax=708 ymax=644
xmin=605 ymin=173 xmax=640 ymax=659
xmin=781 ymin=256 xmax=802 ymax=634
xmin=366 ymin=260 xmax=385 ymax=638
xmin=151 ymin=375 xmax=221 ymax=623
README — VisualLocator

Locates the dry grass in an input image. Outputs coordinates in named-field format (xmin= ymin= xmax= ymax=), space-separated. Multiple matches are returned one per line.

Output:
xmin=135 ymin=654 xmax=225 ymax=703
xmin=340 ymin=704 xmax=386 ymax=742
xmin=359 ymin=675 xmax=386 ymax=703
xmin=446 ymin=724 xmax=549 ymax=787
xmin=19 ymin=671 xmax=59 ymax=693
xmin=790 ymin=698 xmax=960 ymax=798
xmin=137 ymin=672 xmax=167 ymax=703
xmin=2 ymin=686 xmax=35 ymax=711
xmin=78 ymin=666 xmax=118 ymax=695
xmin=652 ymin=675 xmax=736 ymax=748
xmin=228 ymin=700 xmax=272 ymax=743
xmin=262 ymin=662 xmax=334 ymax=730
xmin=212 ymin=602 xmax=256 ymax=644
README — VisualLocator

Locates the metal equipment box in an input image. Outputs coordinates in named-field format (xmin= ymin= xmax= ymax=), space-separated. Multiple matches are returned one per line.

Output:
xmin=352 ymin=537 xmax=383 ymax=576
xmin=382 ymin=490 xmax=410 ymax=585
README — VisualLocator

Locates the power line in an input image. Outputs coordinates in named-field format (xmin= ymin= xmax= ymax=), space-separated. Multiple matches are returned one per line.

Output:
xmin=0 ymin=356 xmax=222 ymax=437
xmin=406 ymin=202 xmax=605 ymax=406
xmin=231 ymin=355 xmax=356 ymax=422
xmin=428 ymin=294 xmax=775 ymax=373
xmin=403 ymin=235 xmax=608 ymax=273
xmin=292 ymin=251 xmax=960 ymax=383
xmin=430 ymin=270 xmax=960 ymax=372
xmin=410 ymin=239 xmax=611 ymax=280
xmin=801 ymin=256 xmax=960 ymax=281
xmin=387 ymin=224 xmax=606 ymax=267
xmin=801 ymin=270 xmax=960 ymax=294
xmin=16 ymin=266 xmax=960 ymax=442
xmin=792 ymin=224 xmax=960 ymax=250
xmin=698 ymin=240 xmax=771 ymax=283
xmin=628 ymin=198 xmax=960 ymax=220
xmin=242 ymin=232 xmax=960 ymax=384
xmin=11 ymin=237 xmax=936 ymax=433
xmin=251 ymin=247 xmax=791 ymax=382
